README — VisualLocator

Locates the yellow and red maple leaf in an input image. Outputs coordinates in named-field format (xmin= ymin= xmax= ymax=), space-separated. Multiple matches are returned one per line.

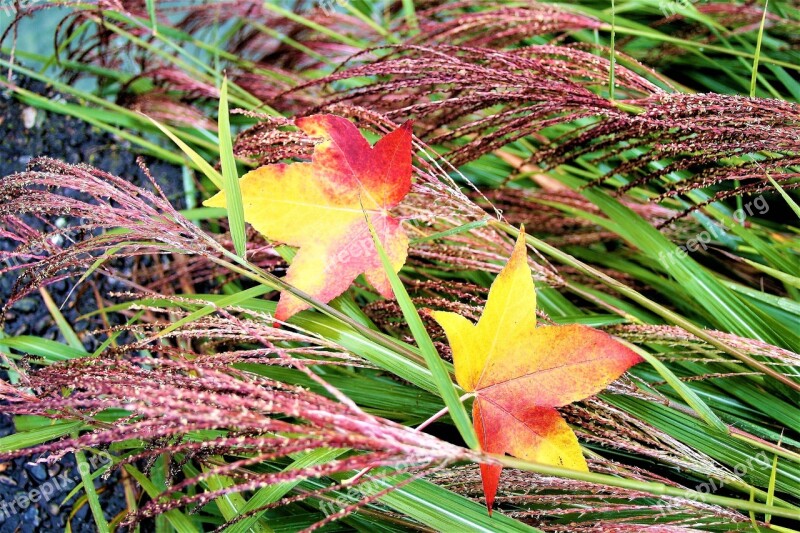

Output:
xmin=205 ymin=114 xmax=412 ymax=321
xmin=430 ymin=228 xmax=643 ymax=512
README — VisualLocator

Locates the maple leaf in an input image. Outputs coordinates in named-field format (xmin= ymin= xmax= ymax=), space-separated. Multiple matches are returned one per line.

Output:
xmin=429 ymin=228 xmax=643 ymax=512
xmin=205 ymin=114 xmax=412 ymax=321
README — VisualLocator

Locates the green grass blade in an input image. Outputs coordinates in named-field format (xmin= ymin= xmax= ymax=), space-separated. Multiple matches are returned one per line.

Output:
xmin=401 ymin=0 xmax=419 ymax=33
xmin=60 ymin=454 xmax=114 ymax=513
xmin=750 ymin=0 xmax=770 ymax=97
xmin=766 ymin=174 xmax=800 ymax=219
xmin=218 ymin=76 xmax=247 ymax=257
xmin=5 ymin=85 xmax=187 ymax=166
xmin=156 ymin=284 xmax=271 ymax=338
xmin=410 ymin=219 xmax=490 ymax=245
xmin=228 ymin=448 xmax=345 ymax=533
xmin=0 ymin=337 xmax=87 ymax=363
xmin=0 ymin=421 xmax=83 ymax=452
xmin=259 ymin=3 xmax=363 ymax=48
xmin=200 ymin=464 xmax=271 ymax=532
xmin=92 ymin=310 xmax=146 ymax=358
xmin=38 ymin=287 xmax=85 ymax=352
xmin=179 ymin=206 xmax=227 ymax=220
xmin=609 ymin=0 xmax=616 ymax=101
xmin=73 ymin=444 xmax=110 ymax=533
xmin=570 ymin=184 xmax=800 ymax=351
xmin=741 ymin=258 xmax=800 ymax=289
xmin=145 ymin=0 xmax=157 ymax=35
xmin=365 ymin=215 xmax=477 ymax=450
xmin=622 ymin=341 xmax=728 ymax=433
xmin=123 ymin=466 xmax=198 ymax=532
xmin=767 ymin=450 xmax=779 ymax=523
xmin=245 ymin=19 xmax=334 ymax=67
xmin=368 ymin=472 xmax=541 ymax=532
xmin=145 ymin=114 xmax=223 ymax=189
xmin=343 ymin=3 xmax=398 ymax=43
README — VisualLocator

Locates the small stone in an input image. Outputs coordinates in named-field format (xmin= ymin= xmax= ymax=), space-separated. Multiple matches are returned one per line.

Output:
xmin=14 ymin=468 xmax=30 ymax=488
xmin=27 ymin=463 xmax=47 ymax=482
xmin=34 ymin=317 xmax=52 ymax=335
xmin=21 ymin=107 xmax=37 ymax=129
xmin=22 ymin=505 xmax=39 ymax=533
xmin=72 ymin=502 xmax=88 ymax=521
xmin=0 ymin=513 xmax=21 ymax=533
xmin=11 ymin=298 xmax=37 ymax=313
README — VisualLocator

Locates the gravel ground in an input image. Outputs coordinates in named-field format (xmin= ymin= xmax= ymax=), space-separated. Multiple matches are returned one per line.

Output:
xmin=1 ymin=75 xmax=185 ymax=532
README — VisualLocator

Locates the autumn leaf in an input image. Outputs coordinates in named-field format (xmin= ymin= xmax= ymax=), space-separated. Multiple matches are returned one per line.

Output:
xmin=205 ymin=114 xmax=413 ymax=321
xmin=429 ymin=228 xmax=643 ymax=512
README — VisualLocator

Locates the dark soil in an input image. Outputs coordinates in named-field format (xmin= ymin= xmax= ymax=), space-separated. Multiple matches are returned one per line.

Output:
xmin=1 ymin=74 xmax=185 ymax=531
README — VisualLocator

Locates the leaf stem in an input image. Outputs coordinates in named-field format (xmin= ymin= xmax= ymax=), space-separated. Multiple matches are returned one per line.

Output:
xmin=416 ymin=393 xmax=474 ymax=433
